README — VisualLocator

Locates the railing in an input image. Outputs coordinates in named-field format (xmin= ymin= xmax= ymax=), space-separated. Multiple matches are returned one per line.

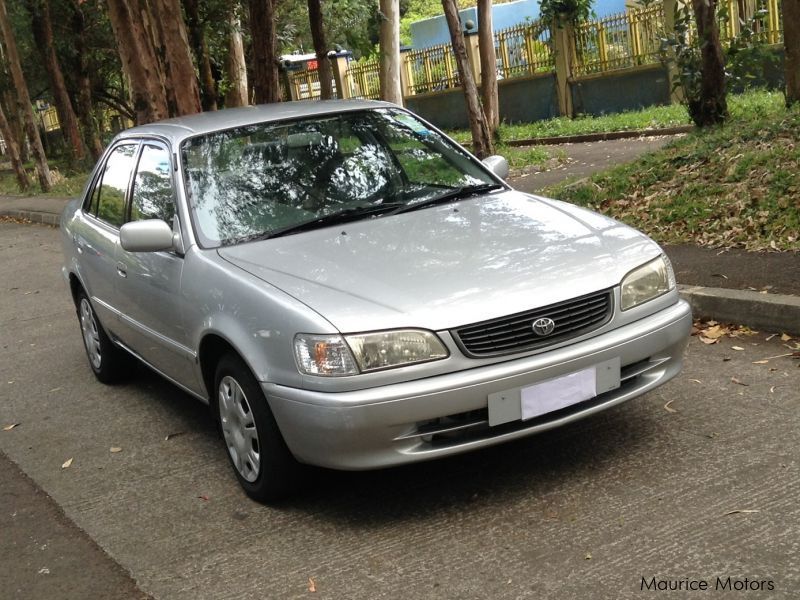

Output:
xmin=288 ymin=68 xmax=322 ymax=100
xmin=718 ymin=0 xmax=783 ymax=44
xmin=495 ymin=20 xmax=554 ymax=79
xmin=346 ymin=60 xmax=381 ymax=100
xmin=573 ymin=6 xmax=665 ymax=77
xmin=406 ymin=43 xmax=461 ymax=95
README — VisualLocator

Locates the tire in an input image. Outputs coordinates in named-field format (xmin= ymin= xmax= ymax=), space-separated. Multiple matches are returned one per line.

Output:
xmin=76 ymin=290 xmax=129 ymax=384
xmin=214 ymin=353 xmax=305 ymax=502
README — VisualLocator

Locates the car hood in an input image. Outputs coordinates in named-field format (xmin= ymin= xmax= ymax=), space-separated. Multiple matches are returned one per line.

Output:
xmin=217 ymin=190 xmax=662 ymax=333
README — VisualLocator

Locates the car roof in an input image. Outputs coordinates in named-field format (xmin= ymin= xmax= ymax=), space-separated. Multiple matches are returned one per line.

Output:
xmin=115 ymin=99 xmax=397 ymax=146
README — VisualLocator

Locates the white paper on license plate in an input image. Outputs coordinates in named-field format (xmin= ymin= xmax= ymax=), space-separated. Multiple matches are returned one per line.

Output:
xmin=488 ymin=357 xmax=621 ymax=426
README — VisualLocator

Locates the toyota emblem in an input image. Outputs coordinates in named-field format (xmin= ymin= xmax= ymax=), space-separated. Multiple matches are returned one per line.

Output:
xmin=531 ymin=317 xmax=555 ymax=336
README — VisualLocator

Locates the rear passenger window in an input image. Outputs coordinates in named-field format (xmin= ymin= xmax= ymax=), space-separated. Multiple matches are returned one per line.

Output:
xmin=131 ymin=144 xmax=175 ymax=223
xmin=96 ymin=144 xmax=138 ymax=228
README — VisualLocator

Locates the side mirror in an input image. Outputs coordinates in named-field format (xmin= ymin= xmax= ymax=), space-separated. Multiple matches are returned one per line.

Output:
xmin=120 ymin=219 xmax=175 ymax=253
xmin=482 ymin=155 xmax=509 ymax=180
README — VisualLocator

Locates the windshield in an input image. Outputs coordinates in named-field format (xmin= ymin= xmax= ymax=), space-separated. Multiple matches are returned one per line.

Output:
xmin=181 ymin=108 xmax=499 ymax=247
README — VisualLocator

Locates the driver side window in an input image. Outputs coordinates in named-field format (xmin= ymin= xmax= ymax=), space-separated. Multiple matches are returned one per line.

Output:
xmin=131 ymin=143 xmax=175 ymax=224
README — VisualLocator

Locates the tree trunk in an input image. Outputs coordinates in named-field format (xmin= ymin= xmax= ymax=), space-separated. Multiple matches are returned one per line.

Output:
xmin=106 ymin=0 xmax=169 ymax=124
xmin=441 ymin=0 xmax=493 ymax=157
xmin=1 ymin=91 xmax=27 ymax=162
xmin=69 ymin=0 xmax=103 ymax=161
xmin=784 ymin=0 xmax=800 ymax=106
xmin=0 ymin=101 xmax=30 ymax=191
xmin=27 ymin=0 xmax=86 ymax=162
xmin=690 ymin=0 xmax=728 ymax=126
xmin=183 ymin=0 xmax=218 ymax=110
xmin=477 ymin=0 xmax=498 ymax=132
xmin=307 ymin=0 xmax=333 ymax=99
xmin=0 ymin=0 xmax=52 ymax=190
xmin=224 ymin=10 xmax=249 ymax=107
xmin=379 ymin=0 xmax=402 ymax=103
xmin=150 ymin=0 xmax=202 ymax=117
xmin=248 ymin=0 xmax=281 ymax=104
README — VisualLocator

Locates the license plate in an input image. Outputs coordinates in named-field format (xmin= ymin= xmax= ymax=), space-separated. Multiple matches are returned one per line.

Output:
xmin=488 ymin=357 xmax=621 ymax=426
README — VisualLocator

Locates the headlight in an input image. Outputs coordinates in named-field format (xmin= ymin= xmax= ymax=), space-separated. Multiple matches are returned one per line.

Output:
xmin=345 ymin=330 xmax=449 ymax=372
xmin=294 ymin=329 xmax=449 ymax=375
xmin=294 ymin=334 xmax=359 ymax=376
xmin=620 ymin=255 xmax=675 ymax=311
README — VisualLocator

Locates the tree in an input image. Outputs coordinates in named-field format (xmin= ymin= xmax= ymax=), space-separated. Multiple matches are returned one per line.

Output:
xmin=0 ymin=0 xmax=52 ymax=190
xmin=249 ymin=0 xmax=281 ymax=104
xmin=379 ymin=0 xmax=402 ymax=103
xmin=477 ymin=0 xmax=498 ymax=131
xmin=183 ymin=0 xmax=218 ymax=110
xmin=106 ymin=0 xmax=169 ymax=124
xmin=224 ymin=8 xmax=248 ymax=107
xmin=441 ymin=0 xmax=493 ymax=157
xmin=150 ymin=0 xmax=202 ymax=117
xmin=784 ymin=0 xmax=800 ymax=106
xmin=0 ymin=100 xmax=30 ymax=190
xmin=307 ymin=0 xmax=333 ymax=99
xmin=689 ymin=0 xmax=727 ymax=126
xmin=67 ymin=0 xmax=103 ymax=161
xmin=25 ymin=0 xmax=86 ymax=162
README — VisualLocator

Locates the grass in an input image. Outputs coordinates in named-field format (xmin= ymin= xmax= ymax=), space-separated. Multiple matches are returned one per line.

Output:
xmin=546 ymin=91 xmax=800 ymax=251
xmin=448 ymin=89 xmax=785 ymax=144
xmin=0 ymin=158 xmax=89 ymax=197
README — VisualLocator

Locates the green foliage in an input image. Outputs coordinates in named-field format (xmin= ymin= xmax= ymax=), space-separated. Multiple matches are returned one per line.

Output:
xmin=538 ymin=0 xmax=594 ymax=27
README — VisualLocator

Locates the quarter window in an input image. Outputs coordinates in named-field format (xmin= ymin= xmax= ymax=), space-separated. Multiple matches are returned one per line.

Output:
xmin=131 ymin=144 xmax=175 ymax=223
xmin=96 ymin=144 xmax=138 ymax=228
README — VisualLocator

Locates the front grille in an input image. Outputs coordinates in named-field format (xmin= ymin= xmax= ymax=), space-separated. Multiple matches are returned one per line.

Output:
xmin=452 ymin=289 xmax=613 ymax=357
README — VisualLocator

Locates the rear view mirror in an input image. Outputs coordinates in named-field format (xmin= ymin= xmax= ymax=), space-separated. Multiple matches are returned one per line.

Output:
xmin=482 ymin=155 xmax=509 ymax=180
xmin=120 ymin=219 xmax=175 ymax=253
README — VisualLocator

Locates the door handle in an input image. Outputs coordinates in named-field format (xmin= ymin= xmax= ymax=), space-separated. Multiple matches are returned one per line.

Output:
xmin=116 ymin=262 xmax=127 ymax=278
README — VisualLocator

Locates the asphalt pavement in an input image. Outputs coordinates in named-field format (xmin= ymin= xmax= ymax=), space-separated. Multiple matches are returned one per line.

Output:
xmin=1 ymin=221 xmax=799 ymax=599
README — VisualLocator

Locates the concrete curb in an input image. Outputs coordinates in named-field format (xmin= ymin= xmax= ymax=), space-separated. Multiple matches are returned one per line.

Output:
xmin=0 ymin=208 xmax=60 ymax=226
xmin=679 ymin=284 xmax=800 ymax=335
xmin=504 ymin=125 xmax=695 ymax=147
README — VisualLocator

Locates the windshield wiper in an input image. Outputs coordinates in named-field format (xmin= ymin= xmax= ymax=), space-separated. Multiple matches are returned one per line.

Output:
xmin=239 ymin=202 xmax=403 ymax=243
xmin=388 ymin=183 xmax=504 ymax=216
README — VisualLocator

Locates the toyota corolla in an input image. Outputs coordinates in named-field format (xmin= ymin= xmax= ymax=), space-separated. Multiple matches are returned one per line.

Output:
xmin=61 ymin=101 xmax=692 ymax=502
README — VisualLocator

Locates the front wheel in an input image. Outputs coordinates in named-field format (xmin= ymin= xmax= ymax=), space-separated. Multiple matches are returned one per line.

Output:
xmin=215 ymin=354 xmax=305 ymax=502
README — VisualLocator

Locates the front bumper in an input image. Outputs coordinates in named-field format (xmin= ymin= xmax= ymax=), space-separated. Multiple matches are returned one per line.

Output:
xmin=265 ymin=299 xmax=692 ymax=470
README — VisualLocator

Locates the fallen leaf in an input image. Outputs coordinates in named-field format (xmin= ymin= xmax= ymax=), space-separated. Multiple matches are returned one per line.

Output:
xmin=164 ymin=432 xmax=185 ymax=441
xmin=752 ymin=360 xmax=769 ymax=364
xmin=689 ymin=379 xmax=702 ymax=384
xmin=3 ymin=423 xmax=20 ymax=431
xmin=765 ymin=334 xmax=777 ymax=341
xmin=731 ymin=377 xmax=748 ymax=386
xmin=722 ymin=357 xmax=731 ymax=362
xmin=700 ymin=337 xmax=718 ymax=345
xmin=585 ymin=553 xmax=592 ymax=560
xmin=308 ymin=577 xmax=317 ymax=593
xmin=711 ymin=273 xmax=728 ymax=279
xmin=770 ymin=386 xmax=776 ymax=393
xmin=61 ymin=458 xmax=73 ymax=469
xmin=198 ymin=494 xmax=209 ymax=501
xmin=706 ymin=320 xmax=718 ymax=326
xmin=732 ymin=346 xmax=744 ymax=351
xmin=664 ymin=400 xmax=677 ymax=413
xmin=781 ymin=333 xmax=793 ymax=341
xmin=110 ymin=447 xmax=122 ymax=453
xmin=724 ymin=509 xmax=760 ymax=516
xmin=47 ymin=387 xmax=62 ymax=393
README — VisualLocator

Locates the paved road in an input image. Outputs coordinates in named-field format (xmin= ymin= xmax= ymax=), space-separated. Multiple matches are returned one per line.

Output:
xmin=1 ymin=221 xmax=799 ymax=599
xmin=509 ymin=136 xmax=677 ymax=194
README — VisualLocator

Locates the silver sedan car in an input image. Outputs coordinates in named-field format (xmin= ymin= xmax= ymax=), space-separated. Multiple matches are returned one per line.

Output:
xmin=61 ymin=100 xmax=691 ymax=502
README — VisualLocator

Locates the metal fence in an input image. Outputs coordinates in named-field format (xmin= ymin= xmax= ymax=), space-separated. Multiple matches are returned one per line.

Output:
xmin=718 ymin=0 xmax=783 ymax=44
xmin=573 ymin=6 xmax=666 ymax=77
xmin=495 ymin=20 xmax=555 ymax=79
xmin=346 ymin=60 xmax=381 ymax=100
xmin=406 ymin=43 xmax=461 ymax=95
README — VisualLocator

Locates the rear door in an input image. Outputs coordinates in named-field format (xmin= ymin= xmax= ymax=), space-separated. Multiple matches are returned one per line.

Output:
xmin=73 ymin=142 xmax=139 ymax=330
xmin=114 ymin=141 xmax=199 ymax=390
